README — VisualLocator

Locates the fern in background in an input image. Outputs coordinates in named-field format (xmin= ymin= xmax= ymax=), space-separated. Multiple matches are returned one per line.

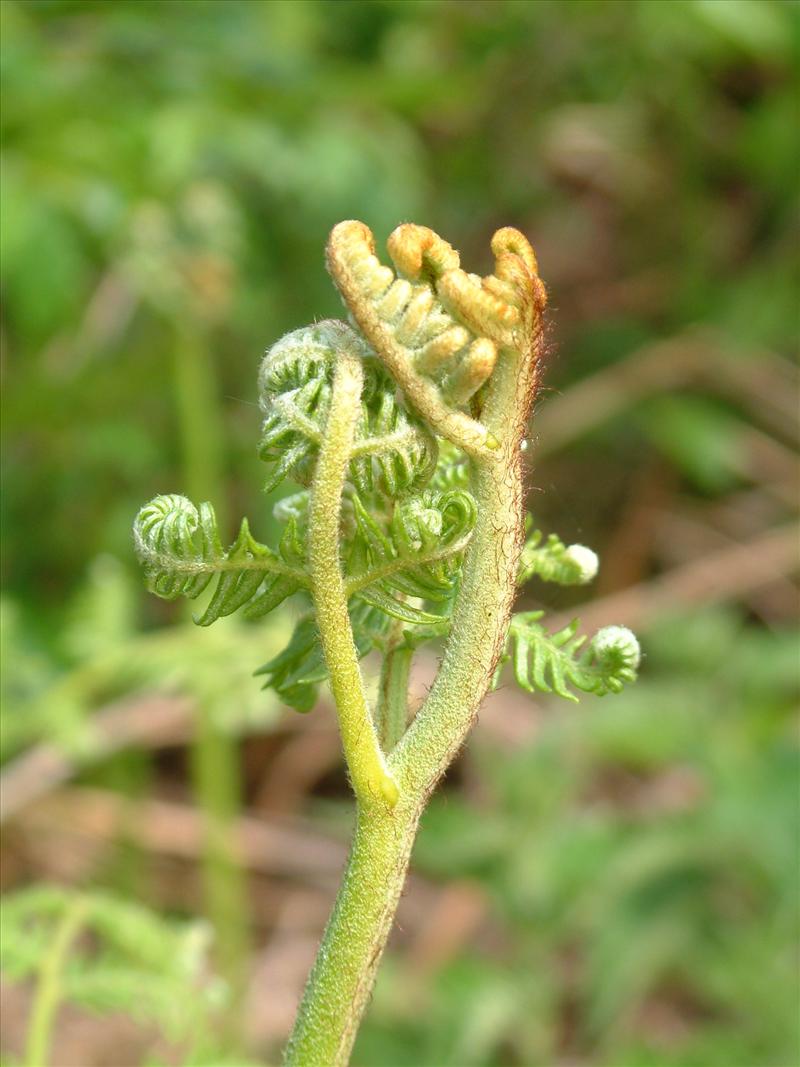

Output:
xmin=1 ymin=886 xmax=227 ymax=1064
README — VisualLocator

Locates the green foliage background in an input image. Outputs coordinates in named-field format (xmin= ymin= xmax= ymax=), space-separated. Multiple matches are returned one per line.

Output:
xmin=1 ymin=2 xmax=798 ymax=1066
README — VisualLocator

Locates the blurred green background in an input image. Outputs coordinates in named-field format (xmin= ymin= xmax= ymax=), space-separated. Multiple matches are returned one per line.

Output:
xmin=1 ymin=2 xmax=798 ymax=1065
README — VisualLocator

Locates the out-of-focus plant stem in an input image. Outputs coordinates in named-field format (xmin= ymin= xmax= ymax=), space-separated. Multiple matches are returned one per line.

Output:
xmin=173 ymin=322 xmax=250 ymax=1022
xmin=24 ymin=896 xmax=89 ymax=1067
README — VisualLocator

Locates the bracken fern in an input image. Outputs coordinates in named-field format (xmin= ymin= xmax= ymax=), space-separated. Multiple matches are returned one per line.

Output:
xmin=133 ymin=220 xmax=640 ymax=1066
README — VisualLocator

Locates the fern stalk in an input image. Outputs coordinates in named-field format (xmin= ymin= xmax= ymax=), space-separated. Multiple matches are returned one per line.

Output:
xmin=283 ymin=800 xmax=420 ymax=1065
xmin=24 ymin=896 xmax=89 ymax=1067
xmin=306 ymin=347 xmax=398 ymax=807
xmin=284 ymin=320 xmax=535 ymax=1067
xmin=173 ymin=322 xmax=250 ymax=1026
xmin=189 ymin=702 xmax=249 ymax=1015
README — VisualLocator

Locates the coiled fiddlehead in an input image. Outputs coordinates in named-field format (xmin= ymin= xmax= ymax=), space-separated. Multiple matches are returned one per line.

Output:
xmin=258 ymin=320 xmax=437 ymax=496
xmin=133 ymin=494 xmax=305 ymax=626
xmin=345 ymin=487 xmax=477 ymax=623
xmin=518 ymin=521 xmax=599 ymax=586
xmin=326 ymin=221 xmax=547 ymax=454
xmin=500 ymin=612 xmax=640 ymax=701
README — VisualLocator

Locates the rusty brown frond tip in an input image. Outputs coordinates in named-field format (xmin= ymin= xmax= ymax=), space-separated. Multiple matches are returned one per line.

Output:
xmin=325 ymin=220 xmax=546 ymax=456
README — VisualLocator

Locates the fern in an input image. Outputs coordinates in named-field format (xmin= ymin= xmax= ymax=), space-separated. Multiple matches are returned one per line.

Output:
xmin=518 ymin=522 xmax=599 ymax=586
xmin=328 ymin=222 xmax=542 ymax=406
xmin=501 ymin=611 xmax=640 ymax=702
xmin=133 ymin=494 xmax=305 ymax=625
xmin=255 ymin=602 xmax=389 ymax=713
xmin=326 ymin=221 xmax=547 ymax=454
xmin=128 ymin=220 xmax=639 ymax=1063
xmin=133 ymin=477 xmax=472 ymax=708
xmin=0 ymin=886 xmax=223 ymax=1045
xmin=345 ymin=487 xmax=476 ymax=623
xmin=259 ymin=320 xmax=437 ymax=495
xmin=134 ymin=318 xmax=477 ymax=714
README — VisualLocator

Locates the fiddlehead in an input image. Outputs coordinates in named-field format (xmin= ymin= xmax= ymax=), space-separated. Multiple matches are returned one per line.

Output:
xmin=501 ymin=612 xmax=640 ymax=701
xmin=518 ymin=520 xmax=599 ymax=586
xmin=133 ymin=494 xmax=305 ymax=625
xmin=258 ymin=321 xmax=437 ymax=496
xmin=326 ymin=221 xmax=546 ymax=455
xmin=345 ymin=488 xmax=476 ymax=623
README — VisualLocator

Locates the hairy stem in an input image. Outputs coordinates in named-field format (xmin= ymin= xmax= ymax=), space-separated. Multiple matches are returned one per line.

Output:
xmin=285 ymin=347 xmax=534 ymax=1065
xmin=283 ymin=220 xmax=544 ymax=1064
xmin=394 ymin=450 xmax=522 ymax=793
xmin=283 ymin=799 xmax=420 ymax=1067
xmin=25 ymin=896 xmax=89 ymax=1067
xmin=307 ymin=351 xmax=398 ymax=808
xmin=394 ymin=347 xmax=534 ymax=796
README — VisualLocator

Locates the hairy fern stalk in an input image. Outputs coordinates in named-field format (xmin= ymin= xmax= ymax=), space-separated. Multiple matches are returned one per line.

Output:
xmin=134 ymin=221 xmax=640 ymax=1065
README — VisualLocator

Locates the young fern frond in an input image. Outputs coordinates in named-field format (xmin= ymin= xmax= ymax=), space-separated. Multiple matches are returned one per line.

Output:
xmin=259 ymin=321 xmax=437 ymax=495
xmin=345 ymin=488 xmax=476 ymax=623
xmin=326 ymin=221 xmax=546 ymax=455
xmin=518 ymin=522 xmax=599 ymax=586
xmin=255 ymin=603 xmax=389 ymax=713
xmin=502 ymin=611 xmax=640 ymax=702
xmin=133 ymin=494 xmax=305 ymax=626
xmin=132 ymin=219 xmax=639 ymax=1067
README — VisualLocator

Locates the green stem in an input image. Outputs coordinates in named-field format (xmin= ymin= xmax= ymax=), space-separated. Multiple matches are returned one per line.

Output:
xmin=283 ymin=799 xmax=420 ymax=1067
xmin=190 ymin=699 xmax=249 ymax=1019
xmin=100 ymin=748 xmax=153 ymax=898
xmin=394 ymin=346 xmax=537 ymax=796
xmin=376 ymin=632 xmax=412 ymax=753
xmin=172 ymin=324 xmax=225 ymax=516
xmin=284 ymin=349 xmax=535 ymax=1066
xmin=172 ymin=323 xmax=249 ymax=1028
xmin=307 ymin=350 xmax=398 ymax=808
xmin=393 ymin=453 xmax=520 ymax=793
xmin=25 ymin=897 xmax=89 ymax=1067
